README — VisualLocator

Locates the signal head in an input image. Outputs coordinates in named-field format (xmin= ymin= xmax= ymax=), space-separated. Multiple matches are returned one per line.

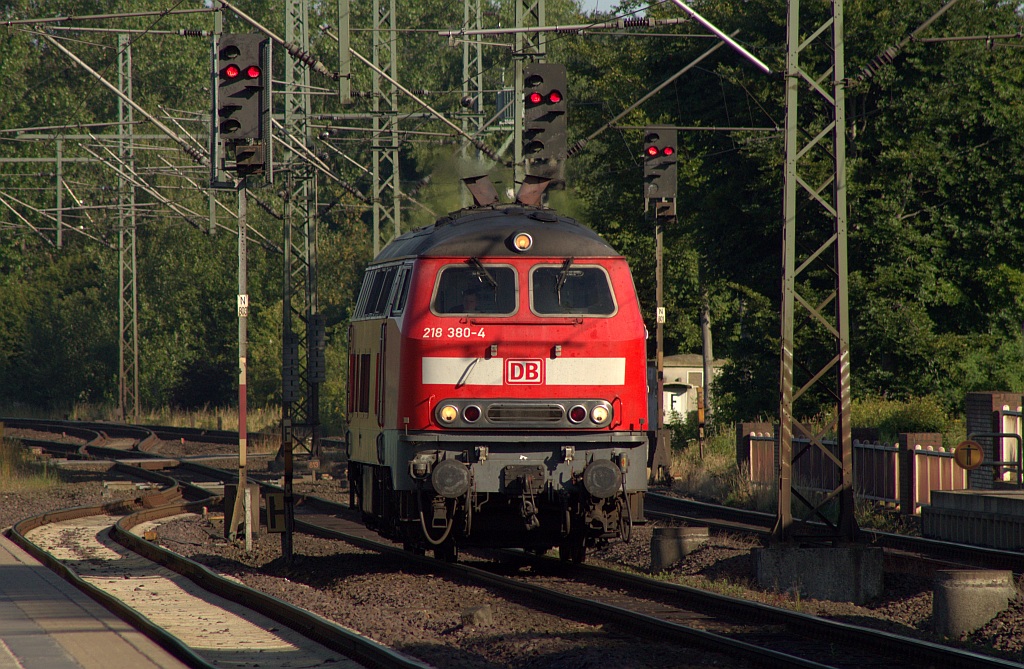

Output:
xmin=642 ymin=126 xmax=678 ymax=200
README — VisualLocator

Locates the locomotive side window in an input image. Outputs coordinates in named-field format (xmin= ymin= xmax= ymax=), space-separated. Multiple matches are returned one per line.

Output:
xmin=431 ymin=263 xmax=517 ymax=315
xmin=530 ymin=263 xmax=616 ymax=316
xmin=354 ymin=265 xmax=399 ymax=319
xmin=347 ymin=353 xmax=371 ymax=413
xmin=390 ymin=265 xmax=412 ymax=316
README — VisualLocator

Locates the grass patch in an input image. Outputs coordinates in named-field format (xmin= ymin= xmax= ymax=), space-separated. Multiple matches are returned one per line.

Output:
xmin=667 ymin=428 xmax=776 ymax=509
xmin=0 ymin=437 xmax=58 ymax=492
xmin=0 ymin=402 xmax=282 ymax=434
xmin=134 ymin=405 xmax=281 ymax=434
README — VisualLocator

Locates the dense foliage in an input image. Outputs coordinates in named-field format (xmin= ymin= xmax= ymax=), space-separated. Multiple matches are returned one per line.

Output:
xmin=1 ymin=0 xmax=1022 ymax=429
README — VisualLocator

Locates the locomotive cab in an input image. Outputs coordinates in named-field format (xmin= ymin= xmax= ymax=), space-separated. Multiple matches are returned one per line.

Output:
xmin=347 ymin=184 xmax=648 ymax=563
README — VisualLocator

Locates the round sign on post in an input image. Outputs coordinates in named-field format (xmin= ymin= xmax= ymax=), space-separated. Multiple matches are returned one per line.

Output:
xmin=954 ymin=440 xmax=984 ymax=471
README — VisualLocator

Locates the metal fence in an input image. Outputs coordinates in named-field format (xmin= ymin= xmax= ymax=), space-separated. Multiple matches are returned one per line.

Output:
xmin=739 ymin=428 xmax=967 ymax=514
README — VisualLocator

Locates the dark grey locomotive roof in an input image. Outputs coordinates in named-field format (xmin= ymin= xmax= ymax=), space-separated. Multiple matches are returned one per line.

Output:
xmin=371 ymin=205 xmax=620 ymax=263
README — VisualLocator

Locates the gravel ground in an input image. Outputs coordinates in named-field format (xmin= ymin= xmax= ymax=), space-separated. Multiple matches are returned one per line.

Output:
xmin=155 ymin=516 xmax=744 ymax=669
xmin=4 ymin=440 xmax=1024 ymax=667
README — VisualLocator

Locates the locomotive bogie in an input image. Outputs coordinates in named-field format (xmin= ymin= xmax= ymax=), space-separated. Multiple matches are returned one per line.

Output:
xmin=346 ymin=456 xmax=645 ymax=552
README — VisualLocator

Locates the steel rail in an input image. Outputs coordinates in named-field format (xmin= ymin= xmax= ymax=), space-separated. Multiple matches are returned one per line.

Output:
xmin=8 ymin=494 xmax=213 ymax=669
xmin=645 ymin=491 xmax=1024 ymax=573
xmin=7 ymin=438 xmax=830 ymax=668
xmin=289 ymin=498 xmax=1021 ymax=669
xmin=8 ymin=470 xmax=430 ymax=669
xmin=9 ymin=425 xmax=1024 ymax=667
xmin=113 ymin=502 xmax=433 ymax=669
xmin=276 ymin=505 xmax=830 ymax=668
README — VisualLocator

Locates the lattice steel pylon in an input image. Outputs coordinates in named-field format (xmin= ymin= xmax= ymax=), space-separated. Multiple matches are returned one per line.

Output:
xmin=117 ymin=34 xmax=139 ymax=423
xmin=281 ymin=0 xmax=321 ymax=458
xmin=371 ymin=0 xmax=400 ymax=256
xmin=460 ymin=0 xmax=484 ymax=207
xmin=774 ymin=0 xmax=857 ymax=543
xmin=513 ymin=0 xmax=545 ymax=186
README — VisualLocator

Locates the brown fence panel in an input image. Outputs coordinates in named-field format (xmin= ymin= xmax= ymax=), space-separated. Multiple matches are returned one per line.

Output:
xmin=735 ymin=428 xmax=973 ymax=514
xmin=854 ymin=441 xmax=898 ymax=503
xmin=912 ymin=445 xmax=966 ymax=512
xmin=749 ymin=436 xmax=775 ymax=487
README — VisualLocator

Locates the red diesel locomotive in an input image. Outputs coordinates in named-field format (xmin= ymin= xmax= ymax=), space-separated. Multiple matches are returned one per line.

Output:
xmin=346 ymin=179 xmax=648 ymax=562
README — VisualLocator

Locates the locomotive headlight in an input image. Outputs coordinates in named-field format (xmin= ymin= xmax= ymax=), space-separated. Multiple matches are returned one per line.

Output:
xmin=568 ymin=405 xmax=587 ymax=423
xmin=511 ymin=232 xmax=533 ymax=252
xmin=591 ymin=405 xmax=611 ymax=425
xmin=438 ymin=404 xmax=459 ymax=424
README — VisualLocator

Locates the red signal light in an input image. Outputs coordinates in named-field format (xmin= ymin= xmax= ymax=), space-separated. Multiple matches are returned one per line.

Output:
xmin=527 ymin=91 xmax=543 ymax=104
xmin=646 ymin=145 xmax=659 ymax=157
xmin=224 ymin=64 xmax=241 ymax=79
xmin=663 ymin=146 xmax=675 ymax=156
xmin=245 ymin=65 xmax=261 ymax=78
xmin=548 ymin=90 xmax=562 ymax=104
xmin=569 ymin=405 xmax=588 ymax=423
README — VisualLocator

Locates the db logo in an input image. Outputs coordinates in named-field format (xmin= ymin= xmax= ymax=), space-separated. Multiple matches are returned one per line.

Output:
xmin=505 ymin=359 xmax=544 ymax=384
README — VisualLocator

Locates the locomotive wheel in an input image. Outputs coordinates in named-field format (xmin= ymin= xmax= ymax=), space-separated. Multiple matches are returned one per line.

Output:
xmin=434 ymin=540 xmax=459 ymax=563
xmin=403 ymin=542 xmax=426 ymax=556
xmin=558 ymin=536 xmax=586 ymax=564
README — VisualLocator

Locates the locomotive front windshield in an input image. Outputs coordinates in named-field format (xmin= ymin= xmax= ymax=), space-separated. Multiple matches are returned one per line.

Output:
xmin=531 ymin=263 xmax=616 ymax=316
xmin=432 ymin=263 xmax=517 ymax=315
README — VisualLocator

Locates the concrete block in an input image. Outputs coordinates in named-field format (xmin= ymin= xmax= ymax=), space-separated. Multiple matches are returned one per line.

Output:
xmin=650 ymin=526 xmax=709 ymax=571
xmin=931 ymin=490 xmax=1024 ymax=514
xmin=933 ymin=570 xmax=1016 ymax=638
xmin=923 ymin=491 xmax=1024 ymax=549
xmin=753 ymin=545 xmax=884 ymax=604
xmin=461 ymin=604 xmax=493 ymax=627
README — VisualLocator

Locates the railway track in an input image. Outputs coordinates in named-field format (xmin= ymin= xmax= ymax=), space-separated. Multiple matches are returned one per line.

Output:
xmin=6 ymin=421 xmax=1024 ymax=668
xmin=287 ymin=492 xmax=1021 ymax=668
xmin=4 ymin=461 xmax=433 ymax=669
xmin=644 ymin=492 xmax=1024 ymax=573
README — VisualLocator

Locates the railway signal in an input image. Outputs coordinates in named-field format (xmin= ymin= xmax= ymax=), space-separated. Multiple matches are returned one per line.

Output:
xmin=217 ymin=34 xmax=267 ymax=142
xmin=643 ymin=127 xmax=677 ymax=200
xmin=523 ymin=63 xmax=567 ymax=179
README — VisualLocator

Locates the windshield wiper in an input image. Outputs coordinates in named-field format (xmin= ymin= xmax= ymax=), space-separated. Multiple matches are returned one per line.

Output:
xmin=468 ymin=257 xmax=497 ymax=289
xmin=556 ymin=256 xmax=574 ymax=305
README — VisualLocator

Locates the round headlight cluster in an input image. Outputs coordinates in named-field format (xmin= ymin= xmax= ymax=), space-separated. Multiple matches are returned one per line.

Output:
xmin=438 ymin=404 xmax=459 ymax=423
xmin=437 ymin=403 xmax=482 ymax=425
